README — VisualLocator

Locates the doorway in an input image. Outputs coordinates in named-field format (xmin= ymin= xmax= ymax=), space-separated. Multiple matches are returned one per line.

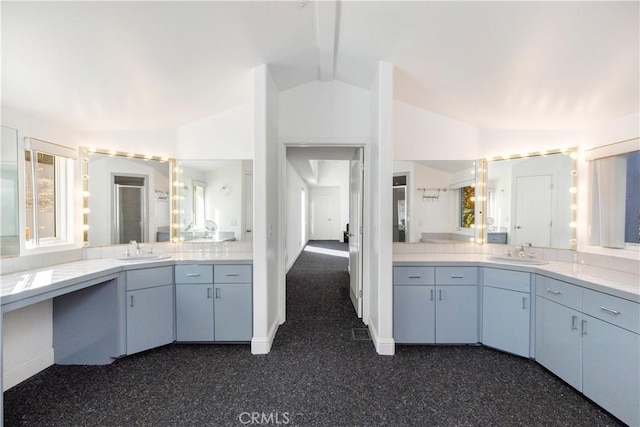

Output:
xmin=112 ymin=175 xmax=147 ymax=244
xmin=392 ymin=174 xmax=408 ymax=242
xmin=283 ymin=145 xmax=365 ymax=322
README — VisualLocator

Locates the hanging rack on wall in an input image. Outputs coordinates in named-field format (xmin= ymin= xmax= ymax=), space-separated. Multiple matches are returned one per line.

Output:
xmin=417 ymin=187 xmax=447 ymax=202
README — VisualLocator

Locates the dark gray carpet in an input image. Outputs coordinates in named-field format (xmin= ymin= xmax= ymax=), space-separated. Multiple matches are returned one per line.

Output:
xmin=3 ymin=240 xmax=623 ymax=426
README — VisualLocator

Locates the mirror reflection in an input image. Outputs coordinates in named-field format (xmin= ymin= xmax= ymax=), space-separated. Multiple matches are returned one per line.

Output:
xmin=177 ymin=160 xmax=253 ymax=242
xmin=1 ymin=126 xmax=20 ymax=257
xmin=86 ymin=151 xmax=172 ymax=246
xmin=485 ymin=151 xmax=575 ymax=249
xmin=392 ymin=160 xmax=478 ymax=243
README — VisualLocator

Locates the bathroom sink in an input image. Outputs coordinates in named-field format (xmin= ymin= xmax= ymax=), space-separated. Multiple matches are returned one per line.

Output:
xmin=114 ymin=254 xmax=171 ymax=262
xmin=488 ymin=256 xmax=548 ymax=265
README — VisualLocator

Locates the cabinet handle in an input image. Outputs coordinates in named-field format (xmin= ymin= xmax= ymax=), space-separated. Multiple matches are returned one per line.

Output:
xmin=186 ymin=273 xmax=201 ymax=277
xmin=130 ymin=295 xmax=134 ymax=307
xmin=522 ymin=297 xmax=527 ymax=310
xmin=450 ymin=275 xmax=464 ymax=279
xmin=408 ymin=276 xmax=421 ymax=279
xmin=600 ymin=306 xmax=621 ymax=315
xmin=225 ymin=273 xmax=239 ymax=277
xmin=215 ymin=288 xmax=221 ymax=299
xmin=207 ymin=288 xmax=212 ymax=299
xmin=581 ymin=320 xmax=588 ymax=336
xmin=546 ymin=288 xmax=561 ymax=295
xmin=439 ymin=289 xmax=442 ymax=301
xmin=571 ymin=315 xmax=578 ymax=330
xmin=430 ymin=289 xmax=434 ymax=301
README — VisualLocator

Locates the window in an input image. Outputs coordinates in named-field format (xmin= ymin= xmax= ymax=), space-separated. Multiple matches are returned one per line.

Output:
xmin=24 ymin=138 xmax=76 ymax=247
xmin=587 ymin=140 xmax=639 ymax=249
xmin=459 ymin=185 xmax=475 ymax=228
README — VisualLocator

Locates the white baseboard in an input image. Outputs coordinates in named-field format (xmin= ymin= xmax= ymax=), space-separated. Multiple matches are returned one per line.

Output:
xmin=3 ymin=348 xmax=54 ymax=391
xmin=251 ymin=317 xmax=280 ymax=355
xmin=368 ymin=322 xmax=395 ymax=356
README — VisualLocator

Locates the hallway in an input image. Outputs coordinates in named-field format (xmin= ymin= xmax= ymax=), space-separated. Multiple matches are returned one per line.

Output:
xmin=3 ymin=242 xmax=622 ymax=425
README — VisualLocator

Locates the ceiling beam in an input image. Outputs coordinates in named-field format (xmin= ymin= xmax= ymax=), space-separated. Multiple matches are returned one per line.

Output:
xmin=315 ymin=0 xmax=338 ymax=81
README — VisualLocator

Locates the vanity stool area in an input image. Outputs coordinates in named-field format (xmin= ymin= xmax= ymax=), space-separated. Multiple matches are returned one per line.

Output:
xmin=393 ymin=255 xmax=639 ymax=426
xmin=0 ymin=256 xmax=253 ymax=424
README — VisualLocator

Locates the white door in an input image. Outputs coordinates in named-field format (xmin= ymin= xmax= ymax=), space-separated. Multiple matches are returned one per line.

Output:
xmin=349 ymin=148 xmax=364 ymax=318
xmin=514 ymin=175 xmax=552 ymax=247
xmin=310 ymin=195 xmax=333 ymax=239
xmin=242 ymin=172 xmax=253 ymax=241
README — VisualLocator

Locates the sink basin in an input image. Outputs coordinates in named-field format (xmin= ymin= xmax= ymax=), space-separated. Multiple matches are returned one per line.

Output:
xmin=488 ymin=256 xmax=548 ymax=265
xmin=114 ymin=254 xmax=171 ymax=262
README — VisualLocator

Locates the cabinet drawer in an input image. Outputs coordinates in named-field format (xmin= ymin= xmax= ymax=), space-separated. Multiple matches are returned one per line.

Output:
xmin=484 ymin=268 xmax=530 ymax=293
xmin=583 ymin=289 xmax=640 ymax=334
xmin=126 ymin=266 xmax=173 ymax=291
xmin=393 ymin=266 xmax=435 ymax=285
xmin=214 ymin=265 xmax=252 ymax=283
xmin=175 ymin=265 xmax=213 ymax=283
xmin=436 ymin=267 xmax=477 ymax=285
xmin=535 ymin=275 xmax=582 ymax=311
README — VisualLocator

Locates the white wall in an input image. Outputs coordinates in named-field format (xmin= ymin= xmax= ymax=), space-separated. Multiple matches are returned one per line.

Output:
xmin=583 ymin=112 xmax=640 ymax=150
xmin=285 ymin=160 xmax=309 ymax=271
xmin=368 ymin=62 xmax=395 ymax=355
xmin=393 ymin=100 xmax=479 ymax=160
xmin=252 ymin=64 xmax=281 ymax=354
xmin=279 ymin=80 xmax=370 ymax=140
xmin=177 ymin=103 xmax=254 ymax=160
xmin=478 ymin=128 xmax=583 ymax=158
xmin=79 ymin=128 xmax=177 ymax=158
xmin=205 ymin=162 xmax=244 ymax=239
xmin=316 ymin=160 xmax=350 ymax=234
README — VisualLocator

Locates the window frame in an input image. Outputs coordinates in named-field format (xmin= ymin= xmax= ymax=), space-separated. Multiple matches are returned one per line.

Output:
xmin=23 ymin=138 xmax=76 ymax=250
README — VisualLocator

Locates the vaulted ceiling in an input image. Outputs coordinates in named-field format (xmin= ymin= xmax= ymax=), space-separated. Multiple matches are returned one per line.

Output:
xmin=2 ymin=1 xmax=638 ymax=131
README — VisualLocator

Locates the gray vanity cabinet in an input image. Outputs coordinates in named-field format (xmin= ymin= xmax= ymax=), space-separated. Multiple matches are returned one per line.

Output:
xmin=126 ymin=266 xmax=175 ymax=355
xmin=213 ymin=265 xmax=253 ymax=341
xmin=176 ymin=265 xmax=215 ymax=341
xmin=176 ymin=264 xmax=252 ymax=342
xmin=393 ymin=267 xmax=436 ymax=343
xmin=536 ymin=276 xmax=640 ymax=426
xmin=482 ymin=268 xmax=531 ymax=357
xmin=393 ymin=266 xmax=478 ymax=344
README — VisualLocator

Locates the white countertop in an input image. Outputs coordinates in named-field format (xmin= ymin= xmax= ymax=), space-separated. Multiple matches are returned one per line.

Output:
xmin=0 ymin=252 xmax=253 ymax=307
xmin=394 ymin=253 xmax=640 ymax=302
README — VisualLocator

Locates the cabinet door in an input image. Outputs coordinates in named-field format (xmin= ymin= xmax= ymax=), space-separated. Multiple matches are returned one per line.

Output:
xmin=126 ymin=285 xmax=174 ymax=355
xmin=435 ymin=285 xmax=478 ymax=344
xmin=214 ymin=283 xmax=252 ymax=341
xmin=535 ymin=296 xmax=582 ymax=391
xmin=393 ymin=285 xmax=435 ymax=344
xmin=582 ymin=316 xmax=640 ymax=427
xmin=176 ymin=284 xmax=214 ymax=341
xmin=482 ymin=286 xmax=530 ymax=357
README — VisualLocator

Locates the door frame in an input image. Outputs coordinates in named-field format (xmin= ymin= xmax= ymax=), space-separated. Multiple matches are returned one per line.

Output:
xmin=279 ymin=140 xmax=369 ymax=326
xmin=110 ymin=173 xmax=148 ymax=244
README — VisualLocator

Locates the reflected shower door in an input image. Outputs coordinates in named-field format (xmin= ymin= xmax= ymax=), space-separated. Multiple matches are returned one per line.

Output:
xmin=113 ymin=176 xmax=146 ymax=244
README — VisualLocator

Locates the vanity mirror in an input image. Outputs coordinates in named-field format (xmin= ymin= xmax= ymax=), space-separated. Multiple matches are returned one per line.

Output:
xmin=485 ymin=149 xmax=577 ymax=250
xmin=1 ymin=126 xmax=20 ymax=257
xmin=392 ymin=160 xmax=480 ymax=244
xmin=176 ymin=160 xmax=253 ymax=242
xmin=82 ymin=148 xmax=174 ymax=246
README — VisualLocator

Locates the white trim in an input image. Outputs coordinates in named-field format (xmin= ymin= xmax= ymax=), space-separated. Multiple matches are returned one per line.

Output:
xmin=584 ymin=138 xmax=639 ymax=160
xmin=24 ymin=137 xmax=78 ymax=160
xmin=3 ymin=348 xmax=54 ymax=391
xmin=280 ymin=136 xmax=369 ymax=146
xmin=250 ymin=317 xmax=280 ymax=355
xmin=367 ymin=321 xmax=395 ymax=356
